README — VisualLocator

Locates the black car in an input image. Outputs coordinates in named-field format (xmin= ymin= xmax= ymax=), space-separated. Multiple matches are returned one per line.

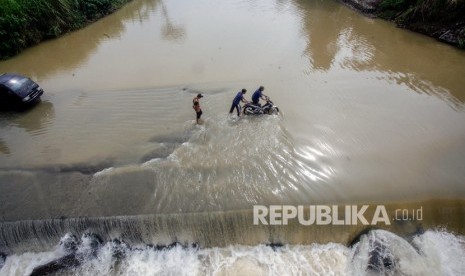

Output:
xmin=0 ymin=73 xmax=44 ymax=109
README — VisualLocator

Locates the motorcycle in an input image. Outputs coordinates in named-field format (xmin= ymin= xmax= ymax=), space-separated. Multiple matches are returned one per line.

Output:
xmin=243 ymin=97 xmax=280 ymax=115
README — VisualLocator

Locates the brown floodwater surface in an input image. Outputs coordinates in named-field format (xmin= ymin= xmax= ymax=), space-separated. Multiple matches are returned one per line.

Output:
xmin=1 ymin=0 xmax=465 ymax=219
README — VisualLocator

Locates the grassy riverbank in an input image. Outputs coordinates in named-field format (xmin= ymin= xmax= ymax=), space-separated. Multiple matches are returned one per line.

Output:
xmin=377 ymin=0 xmax=465 ymax=48
xmin=0 ymin=0 xmax=132 ymax=60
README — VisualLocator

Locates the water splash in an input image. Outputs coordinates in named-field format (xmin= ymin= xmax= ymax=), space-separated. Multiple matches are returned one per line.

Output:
xmin=2 ymin=230 xmax=464 ymax=275
xmin=89 ymin=114 xmax=334 ymax=213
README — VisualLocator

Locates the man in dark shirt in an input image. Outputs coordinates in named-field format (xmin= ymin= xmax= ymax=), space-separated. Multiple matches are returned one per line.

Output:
xmin=229 ymin=89 xmax=247 ymax=116
xmin=251 ymin=86 xmax=267 ymax=106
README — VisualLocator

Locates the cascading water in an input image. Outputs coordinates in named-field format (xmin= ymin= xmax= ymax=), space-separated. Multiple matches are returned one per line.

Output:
xmin=1 ymin=230 xmax=465 ymax=275
xmin=2 ymin=0 xmax=465 ymax=274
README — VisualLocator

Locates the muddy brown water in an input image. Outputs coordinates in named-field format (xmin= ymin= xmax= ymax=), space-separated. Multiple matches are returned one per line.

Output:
xmin=1 ymin=0 xmax=465 ymax=244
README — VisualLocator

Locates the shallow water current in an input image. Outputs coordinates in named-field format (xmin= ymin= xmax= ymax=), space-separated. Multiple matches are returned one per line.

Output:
xmin=1 ymin=0 xmax=465 ymax=274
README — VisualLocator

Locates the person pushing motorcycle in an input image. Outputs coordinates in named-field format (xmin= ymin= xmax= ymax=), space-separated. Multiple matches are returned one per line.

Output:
xmin=229 ymin=89 xmax=248 ymax=116
xmin=251 ymin=86 xmax=268 ymax=106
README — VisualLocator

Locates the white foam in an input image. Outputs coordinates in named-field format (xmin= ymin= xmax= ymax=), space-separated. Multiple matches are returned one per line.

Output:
xmin=142 ymin=158 xmax=162 ymax=167
xmin=93 ymin=167 xmax=114 ymax=177
xmin=0 ymin=250 xmax=65 ymax=276
xmin=410 ymin=230 xmax=465 ymax=276
xmin=2 ymin=230 xmax=465 ymax=275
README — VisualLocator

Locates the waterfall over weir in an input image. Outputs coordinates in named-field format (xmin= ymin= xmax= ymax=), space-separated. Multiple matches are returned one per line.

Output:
xmin=1 ymin=210 xmax=356 ymax=255
xmin=1 ymin=219 xmax=465 ymax=275
xmin=2 ymin=199 xmax=462 ymax=256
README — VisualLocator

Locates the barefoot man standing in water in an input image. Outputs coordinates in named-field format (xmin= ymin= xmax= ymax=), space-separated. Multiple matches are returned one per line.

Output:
xmin=193 ymin=93 xmax=203 ymax=124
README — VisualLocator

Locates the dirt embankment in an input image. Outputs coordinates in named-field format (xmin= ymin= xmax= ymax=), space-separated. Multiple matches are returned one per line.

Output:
xmin=340 ymin=0 xmax=465 ymax=49
xmin=0 ymin=0 xmax=133 ymax=60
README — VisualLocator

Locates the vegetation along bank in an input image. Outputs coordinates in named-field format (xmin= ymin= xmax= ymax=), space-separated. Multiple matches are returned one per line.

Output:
xmin=0 ymin=0 xmax=133 ymax=60
xmin=341 ymin=0 xmax=465 ymax=48
xmin=1 ymin=0 xmax=464 ymax=60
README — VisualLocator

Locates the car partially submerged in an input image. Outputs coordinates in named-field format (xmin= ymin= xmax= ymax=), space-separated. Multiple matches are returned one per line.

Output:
xmin=0 ymin=73 xmax=44 ymax=109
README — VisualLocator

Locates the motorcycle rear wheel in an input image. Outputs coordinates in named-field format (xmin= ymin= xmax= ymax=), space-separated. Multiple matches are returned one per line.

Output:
xmin=244 ymin=106 xmax=254 ymax=115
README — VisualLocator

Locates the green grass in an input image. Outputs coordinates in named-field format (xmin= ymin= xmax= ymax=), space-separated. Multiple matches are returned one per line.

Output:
xmin=377 ymin=0 xmax=465 ymax=48
xmin=0 ymin=0 xmax=132 ymax=59
xmin=459 ymin=28 xmax=465 ymax=48
xmin=378 ymin=0 xmax=465 ymax=24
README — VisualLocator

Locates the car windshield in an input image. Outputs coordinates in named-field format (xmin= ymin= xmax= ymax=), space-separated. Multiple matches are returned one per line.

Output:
xmin=4 ymin=77 xmax=33 ymax=92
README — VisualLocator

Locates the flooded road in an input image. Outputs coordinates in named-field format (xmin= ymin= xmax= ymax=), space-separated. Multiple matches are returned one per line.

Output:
xmin=1 ymin=0 xmax=465 ymax=213
xmin=1 ymin=0 xmax=465 ymax=249
xmin=2 ymin=0 xmax=465 ymax=274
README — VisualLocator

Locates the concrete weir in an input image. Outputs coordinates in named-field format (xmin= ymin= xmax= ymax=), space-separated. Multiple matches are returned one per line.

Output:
xmin=1 ymin=200 xmax=463 ymax=255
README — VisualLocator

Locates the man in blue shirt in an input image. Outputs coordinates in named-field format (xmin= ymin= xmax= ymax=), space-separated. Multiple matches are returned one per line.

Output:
xmin=229 ymin=89 xmax=247 ymax=116
xmin=251 ymin=86 xmax=267 ymax=106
